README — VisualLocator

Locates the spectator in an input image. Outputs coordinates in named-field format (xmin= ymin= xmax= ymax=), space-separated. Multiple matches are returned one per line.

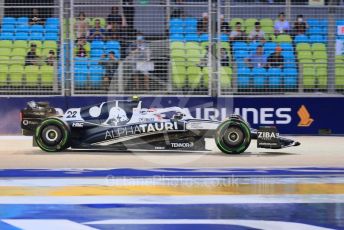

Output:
xmin=220 ymin=15 xmax=230 ymax=34
xmin=198 ymin=46 xmax=209 ymax=68
xmin=129 ymin=34 xmax=152 ymax=90
xmin=249 ymin=22 xmax=265 ymax=42
xmin=245 ymin=45 xmax=267 ymax=68
xmin=107 ymin=6 xmax=126 ymax=27
xmin=25 ymin=43 xmax=40 ymax=66
xmin=171 ymin=0 xmax=186 ymax=18
xmin=29 ymin=8 xmax=43 ymax=25
xmin=74 ymin=12 xmax=89 ymax=39
xmin=106 ymin=21 xmax=123 ymax=41
xmin=230 ymin=22 xmax=246 ymax=41
xmin=99 ymin=51 xmax=119 ymax=89
xmin=45 ymin=50 xmax=56 ymax=66
xmin=267 ymin=46 xmax=284 ymax=68
xmin=274 ymin=12 xmax=290 ymax=35
xmin=197 ymin=12 xmax=209 ymax=34
xmin=293 ymin=15 xmax=308 ymax=36
xmin=123 ymin=0 xmax=135 ymax=29
xmin=88 ymin=19 xmax=106 ymax=41
xmin=76 ymin=46 xmax=87 ymax=57
xmin=220 ymin=48 xmax=230 ymax=66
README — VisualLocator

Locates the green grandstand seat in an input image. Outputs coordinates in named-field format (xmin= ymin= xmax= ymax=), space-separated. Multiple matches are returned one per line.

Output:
xmin=220 ymin=42 xmax=230 ymax=51
xmin=312 ymin=43 xmax=326 ymax=52
xmin=230 ymin=18 xmax=244 ymax=29
xmin=335 ymin=66 xmax=344 ymax=89
xmin=202 ymin=67 xmax=210 ymax=88
xmin=316 ymin=67 xmax=327 ymax=88
xmin=172 ymin=64 xmax=186 ymax=89
xmin=40 ymin=65 xmax=54 ymax=86
xmin=41 ymin=48 xmax=53 ymax=57
xmin=185 ymin=42 xmax=201 ymax=50
xmin=313 ymin=51 xmax=327 ymax=60
xmin=314 ymin=58 xmax=327 ymax=68
xmin=201 ymin=42 xmax=209 ymax=50
xmin=260 ymin=18 xmax=273 ymax=27
xmin=0 ymin=48 xmax=11 ymax=57
xmin=11 ymin=56 xmax=25 ymax=65
xmin=244 ymin=18 xmax=258 ymax=28
xmin=11 ymin=48 xmax=26 ymax=57
xmin=298 ymin=51 xmax=312 ymax=60
xmin=171 ymin=42 xmax=184 ymax=50
xmin=296 ymin=43 xmax=311 ymax=52
xmin=171 ymin=49 xmax=185 ymax=59
xmin=25 ymin=65 xmax=40 ymax=86
xmin=0 ymin=56 xmax=10 ymax=65
xmin=186 ymin=66 xmax=202 ymax=88
xmin=186 ymin=49 xmax=203 ymax=65
xmin=172 ymin=57 xmax=186 ymax=66
xmin=303 ymin=67 xmax=316 ymax=88
xmin=335 ymin=56 xmax=343 ymax=64
xmin=276 ymin=34 xmax=292 ymax=43
xmin=220 ymin=67 xmax=232 ymax=89
xmin=0 ymin=40 xmax=12 ymax=48
xmin=13 ymin=41 xmax=28 ymax=49
xmin=43 ymin=41 xmax=57 ymax=50
xmin=9 ymin=65 xmax=24 ymax=86
xmin=0 ymin=65 xmax=8 ymax=86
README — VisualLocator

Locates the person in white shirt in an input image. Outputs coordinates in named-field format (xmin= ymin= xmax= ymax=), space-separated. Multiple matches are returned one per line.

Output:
xmin=249 ymin=22 xmax=265 ymax=42
xmin=274 ymin=12 xmax=290 ymax=35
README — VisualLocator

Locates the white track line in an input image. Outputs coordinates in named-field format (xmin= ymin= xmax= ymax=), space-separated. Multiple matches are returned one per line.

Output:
xmin=0 ymin=195 xmax=342 ymax=204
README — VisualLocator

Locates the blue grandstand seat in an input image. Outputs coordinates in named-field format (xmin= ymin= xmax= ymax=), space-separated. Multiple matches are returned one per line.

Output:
xmin=308 ymin=27 xmax=322 ymax=35
xmin=268 ymin=68 xmax=282 ymax=88
xmin=232 ymin=42 xmax=248 ymax=51
xmin=89 ymin=57 xmax=101 ymax=66
xmin=105 ymin=40 xmax=120 ymax=50
xmin=185 ymin=26 xmax=197 ymax=33
xmin=46 ymin=18 xmax=59 ymax=26
xmin=219 ymin=34 xmax=228 ymax=42
xmin=170 ymin=33 xmax=184 ymax=41
xmin=30 ymin=25 xmax=44 ymax=33
xmin=2 ymin=17 xmax=15 ymax=25
xmin=16 ymin=25 xmax=29 ymax=33
xmin=45 ymin=32 xmax=59 ymax=40
xmin=309 ymin=35 xmax=325 ymax=43
xmin=307 ymin=19 xmax=320 ymax=27
xmin=170 ymin=27 xmax=184 ymax=34
xmin=2 ymin=25 xmax=15 ymax=33
xmin=30 ymin=32 xmax=43 ymax=40
xmin=91 ymin=40 xmax=105 ymax=50
xmin=185 ymin=33 xmax=199 ymax=42
xmin=0 ymin=32 xmax=14 ymax=40
xmin=283 ymin=68 xmax=298 ymax=88
xmin=294 ymin=34 xmax=308 ymax=44
xmin=234 ymin=50 xmax=248 ymax=60
xmin=279 ymin=43 xmax=293 ymax=51
xmin=170 ymin=18 xmax=183 ymax=28
xmin=89 ymin=66 xmax=104 ymax=87
xmin=184 ymin=18 xmax=197 ymax=28
xmin=285 ymin=62 xmax=297 ymax=69
xmin=252 ymin=67 xmax=266 ymax=87
xmin=17 ymin=17 xmax=29 ymax=25
xmin=74 ymin=67 xmax=88 ymax=87
xmin=74 ymin=57 xmax=88 ymax=68
xmin=336 ymin=20 xmax=344 ymax=26
xmin=248 ymin=42 xmax=260 ymax=52
xmin=45 ymin=25 xmax=59 ymax=33
xmin=263 ymin=42 xmax=276 ymax=52
xmin=199 ymin=34 xmax=209 ymax=42
xmin=237 ymin=67 xmax=251 ymax=88
xmin=282 ymin=51 xmax=295 ymax=59
xmin=90 ymin=49 xmax=103 ymax=58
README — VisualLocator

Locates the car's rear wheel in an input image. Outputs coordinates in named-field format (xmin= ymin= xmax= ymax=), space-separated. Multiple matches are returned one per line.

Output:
xmin=35 ymin=118 xmax=70 ymax=152
xmin=215 ymin=118 xmax=251 ymax=154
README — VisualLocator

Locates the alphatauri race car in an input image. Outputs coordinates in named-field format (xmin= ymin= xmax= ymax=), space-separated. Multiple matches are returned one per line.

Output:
xmin=20 ymin=98 xmax=300 ymax=154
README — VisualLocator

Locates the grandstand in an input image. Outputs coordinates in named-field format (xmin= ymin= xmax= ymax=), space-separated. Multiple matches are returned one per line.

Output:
xmin=0 ymin=0 xmax=343 ymax=95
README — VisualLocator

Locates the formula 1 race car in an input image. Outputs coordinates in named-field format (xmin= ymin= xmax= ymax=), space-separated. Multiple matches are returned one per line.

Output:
xmin=20 ymin=98 xmax=300 ymax=154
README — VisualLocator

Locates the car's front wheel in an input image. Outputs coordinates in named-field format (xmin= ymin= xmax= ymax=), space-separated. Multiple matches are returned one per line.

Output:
xmin=35 ymin=118 xmax=70 ymax=152
xmin=215 ymin=118 xmax=251 ymax=154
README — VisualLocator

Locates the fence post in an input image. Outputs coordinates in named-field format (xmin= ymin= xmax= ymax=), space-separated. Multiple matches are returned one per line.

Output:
xmin=210 ymin=0 xmax=218 ymax=97
xmin=327 ymin=4 xmax=337 ymax=93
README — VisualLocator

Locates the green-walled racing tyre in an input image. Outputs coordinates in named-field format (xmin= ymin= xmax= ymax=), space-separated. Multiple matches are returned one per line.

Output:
xmin=215 ymin=118 xmax=251 ymax=154
xmin=34 ymin=118 xmax=71 ymax=152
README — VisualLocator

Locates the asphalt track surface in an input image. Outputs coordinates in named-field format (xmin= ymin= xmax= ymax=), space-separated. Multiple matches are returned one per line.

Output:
xmin=0 ymin=136 xmax=343 ymax=168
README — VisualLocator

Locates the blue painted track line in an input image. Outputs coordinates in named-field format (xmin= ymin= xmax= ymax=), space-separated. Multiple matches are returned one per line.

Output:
xmin=0 ymin=167 xmax=343 ymax=178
